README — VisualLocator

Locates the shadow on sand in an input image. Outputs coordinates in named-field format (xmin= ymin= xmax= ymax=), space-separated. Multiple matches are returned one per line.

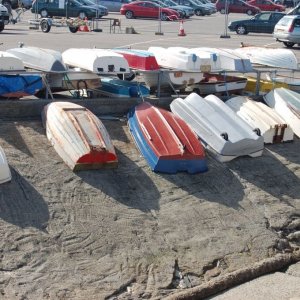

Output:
xmin=0 ymin=167 xmax=49 ymax=230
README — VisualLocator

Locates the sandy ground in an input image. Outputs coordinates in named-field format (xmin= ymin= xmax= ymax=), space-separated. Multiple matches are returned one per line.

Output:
xmin=0 ymin=116 xmax=299 ymax=299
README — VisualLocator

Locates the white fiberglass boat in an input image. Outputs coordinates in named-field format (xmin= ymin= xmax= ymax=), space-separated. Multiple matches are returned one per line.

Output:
xmin=0 ymin=146 xmax=11 ymax=184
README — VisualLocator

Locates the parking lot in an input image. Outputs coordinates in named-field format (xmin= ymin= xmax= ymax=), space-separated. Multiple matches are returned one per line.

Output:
xmin=2 ymin=9 xmax=299 ymax=56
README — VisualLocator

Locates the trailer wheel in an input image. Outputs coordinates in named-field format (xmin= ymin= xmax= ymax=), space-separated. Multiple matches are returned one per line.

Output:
xmin=41 ymin=19 xmax=51 ymax=33
xmin=0 ymin=22 xmax=4 ymax=32
xmin=69 ymin=26 xmax=79 ymax=33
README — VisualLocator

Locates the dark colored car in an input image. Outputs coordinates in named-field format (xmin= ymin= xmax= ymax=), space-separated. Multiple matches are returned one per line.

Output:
xmin=228 ymin=11 xmax=285 ymax=34
xmin=216 ymin=0 xmax=260 ymax=15
xmin=31 ymin=0 xmax=101 ymax=19
xmin=247 ymin=0 xmax=285 ymax=12
xmin=120 ymin=1 xmax=180 ymax=20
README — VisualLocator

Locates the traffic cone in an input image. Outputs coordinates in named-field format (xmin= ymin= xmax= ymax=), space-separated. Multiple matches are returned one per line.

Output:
xmin=178 ymin=20 xmax=186 ymax=36
xmin=79 ymin=17 xmax=90 ymax=32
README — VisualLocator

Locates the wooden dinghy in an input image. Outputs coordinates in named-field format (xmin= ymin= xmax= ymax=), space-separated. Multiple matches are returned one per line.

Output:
xmin=226 ymin=96 xmax=294 ymax=144
xmin=0 ymin=146 xmax=11 ymax=184
xmin=42 ymin=102 xmax=118 ymax=171
xmin=264 ymin=88 xmax=300 ymax=138
xmin=127 ymin=102 xmax=207 ymax=174
xmin=170 ymin=93 xmax=264 ymax=162
xmin=62 ymin=48 xmax=130 ymax=75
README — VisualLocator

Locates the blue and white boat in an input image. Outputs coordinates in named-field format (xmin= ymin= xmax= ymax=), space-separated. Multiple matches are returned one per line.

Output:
xmin=97 ymin=77 xmax=150 ymax=98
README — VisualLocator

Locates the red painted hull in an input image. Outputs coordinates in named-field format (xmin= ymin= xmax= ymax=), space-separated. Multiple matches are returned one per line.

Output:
xmin=114 ymin=49 xmax=160 ymax=71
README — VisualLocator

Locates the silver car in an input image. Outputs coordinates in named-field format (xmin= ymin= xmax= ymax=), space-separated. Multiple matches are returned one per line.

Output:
xmin=273 ymin=15 xmax=300 ymax=48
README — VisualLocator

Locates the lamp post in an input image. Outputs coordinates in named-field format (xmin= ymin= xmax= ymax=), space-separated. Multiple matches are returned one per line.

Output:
xmin=220 ymin=0 xmax=230 ymax=38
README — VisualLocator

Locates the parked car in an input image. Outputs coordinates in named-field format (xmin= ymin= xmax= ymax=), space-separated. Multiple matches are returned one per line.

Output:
xmin=273 ymin=14 xmax=300 ymax=47
xmin=0 ymin=0 xmax=32 ymax=10
xmin=195 ymin=0 xmax=216 ymax=13
xmin=31 ymin=0 xmax=101 ymax=19
xmin=98 ymin=0 xmax=130 ymax=12
xmin=162 ymin=0 xmax=194 ymax=17
xmin=0 ymin=3 xmax=9 ymax=32
xmin=216 ymin=0 xmax=261 ymax=15
xmin=120 ymin=0 xmax=180 ymax=20
xmin=148 ymin=0 xmax=186 ymax=18
xmin=76 ymin=0 xmax=109 ymax=16
xmin=174 ymin=0 xmax=212 ymax=15
xmin=228 ymin=11 xmax=285 ymax=34
xmin=247 ymin=0 xmax=285 ymax=11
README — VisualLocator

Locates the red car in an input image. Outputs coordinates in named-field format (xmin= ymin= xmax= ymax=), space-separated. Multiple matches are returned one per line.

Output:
xmin=247 ymin=0 xmax=285 ymax=11
xmin=216 ymin=0 xmax=261 ymax=15
xmin=120 ymin=1 xmax=180 ymax=20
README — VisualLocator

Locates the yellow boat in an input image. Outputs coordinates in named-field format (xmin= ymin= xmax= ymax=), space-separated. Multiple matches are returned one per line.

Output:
xmin=244 ymin=76 xmax=289 ymax=94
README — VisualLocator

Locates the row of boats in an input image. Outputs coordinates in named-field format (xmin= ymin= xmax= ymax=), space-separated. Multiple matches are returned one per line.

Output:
xmin=1 ymin=86 xmax=299 ymax=183
xmin=1 ymin=44 xmax=300 ymax=99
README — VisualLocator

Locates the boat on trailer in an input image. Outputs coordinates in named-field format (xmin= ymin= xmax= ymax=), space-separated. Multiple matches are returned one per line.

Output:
xmin=225 ymin=96 xmax=294 ymax=144
xmin=42 ymin=102 xmax=118 ymax=171
xmin=0 ymin=146 xmax=11 ymax=184
xmin=170 ymin=93 xmax=264 ymax=162
xmin=96 ymin=77 xmax=150 ymax=98
xmin=62 ymin=48 xmax=130 ymax=75
xmin=264 ymin=88 xmax=300 ymax=138
xmin=0 ymin=50 xmax=25 ymax=71
xmin=127 ymin=102 xmax=207 ymax=174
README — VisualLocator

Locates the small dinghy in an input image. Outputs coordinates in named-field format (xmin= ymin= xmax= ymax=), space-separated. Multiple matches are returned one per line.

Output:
xmin=0 ymin=50 xmax=25 ymax=71
xmin=234 ymin=47 xmax=298 ymax=70
xmin=96 ymin=77 xmax=150 ymax=98
xmin=170 ymin=93 xmax=264 ymax=162
xmin=7 ymin=46 xmax=67 ymax=72
xmin=42 ymin=102 xmax=118 ymax=171
xmin=0 ymin=146 xmax=11 ymax=184
xmin=127 ymin=102 xmax=207 ymax=174
xmin=264 ymin=88 xmax=300 ymax=138
xmin=185 ymin=73 xmax=247 ymax=95
xmin=226 ymin=96 xmax=294 ymax=144
xmin=62 ymin=48 xmax=130 ymax=74
xmin=113 ymin=49 xmax=160 ymax=71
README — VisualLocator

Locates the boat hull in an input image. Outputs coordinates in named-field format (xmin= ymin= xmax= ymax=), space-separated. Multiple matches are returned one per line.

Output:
xmin=226 ymin=96 xmax=294 ymax=144
xmin=170 ymin=93 xmax=264 ymax=162
xmin=0 ymin=51 xmax=25 ymax=71
xmin=128 ymin=102 xmax=207 ymax=174
xmin=0 ymin=146 xmax=11 ymax=184
xmin=264 ymin=88 xmax=300 ymax=138
xmin=42 ymin=102 xmax=118 ymax=171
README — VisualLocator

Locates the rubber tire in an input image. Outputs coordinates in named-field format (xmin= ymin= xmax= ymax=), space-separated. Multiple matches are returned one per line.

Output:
xmin=246 ymin=9 xmax=253 ymax=15
xmin=283 ymin=41 xmax=295 ymax=48
xmin=236 ymin=25 xmax=247 ymax=35
xmin=40 ymin=19 xmax=51 ymax=33
xmin=40 ymin=9 xmax=48 ymax=18
xmin=195 ymin=9 xmax=204 ymax=16
xmin=125 ymin=10 xmax=133 ymax=19
xmin=161 ymin=12 xmax=168 ymax=21
xmin=69 ymin=26 xmax=79 ymax=33
xmin=0 ymin=22 xmax=4 ymax=32
xmin=78 ymin=11 xmax=87 ymax=19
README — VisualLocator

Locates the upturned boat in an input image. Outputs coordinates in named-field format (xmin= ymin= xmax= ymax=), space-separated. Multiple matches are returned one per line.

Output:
xmin=42 ymin=102 xmax=118 ymax=171
xmin=0 ymin=146 xmax=11 ymax=184
xmin=62 ymin=48 xmax=130 ymax=74
xmin=0 ymin=50 xmax=25 ymax=71
xmin=170 ymin=93 xmax=264 ymax=162
xmin=127 ymin=102 xmax=207 ymax=174
xmin=264 ymin=88 xmax=300 ymax=138
xmin=226 ymin=96 xmax=294 ymax=144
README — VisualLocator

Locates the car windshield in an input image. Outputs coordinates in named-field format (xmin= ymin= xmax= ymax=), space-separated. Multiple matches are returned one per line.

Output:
xmin=153 ymin=0 xmax=169 ymax=7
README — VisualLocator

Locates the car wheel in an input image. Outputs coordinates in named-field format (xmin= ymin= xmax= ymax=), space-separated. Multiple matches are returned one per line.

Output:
xmin=161 ymin=12 xmax=168 ymax=21
xmin=220 ymin=8 xmax=226 ymax=14
xmin=236 ymin=25 xmax=247 ymax=35
xmin=195 ymin=9 xmax=203 ymax=16
xmin=78 ymin=11 xmax=87 ymax=19
xmin=40 ymin=9 xmax=48 ymax=17
xmin=125 ymin=10 xmax=133 ymax=19
xmin=69 ymin=26 xmax=79 ymax=33
xmin=0 ymin=22 xmax=4 ymax=32
xmin=283 ymin=41 xmax=295 ymax=48
xmin=246 ymin=9 xmax=253 ymax=15
xmin=40 ymin=19 xmax=51 ymax=33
